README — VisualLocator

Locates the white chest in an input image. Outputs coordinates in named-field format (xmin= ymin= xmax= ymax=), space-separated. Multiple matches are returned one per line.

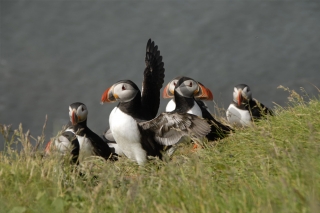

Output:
xmin=166 ymin=99 xmax=203 ymax=117
xmin=165 ymin=99 xmax=176 ymax=112
xmin=226 ymin=104 xmax=252 ymax=127
xmin=109 ymin=107 xmax=147 ymax=165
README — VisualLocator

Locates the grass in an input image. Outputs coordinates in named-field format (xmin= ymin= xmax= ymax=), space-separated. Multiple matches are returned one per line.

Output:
xmin=0 ymin=88 xmax=319 ymax=213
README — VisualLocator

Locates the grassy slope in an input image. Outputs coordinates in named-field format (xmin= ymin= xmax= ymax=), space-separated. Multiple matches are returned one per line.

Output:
xmin=0 ymin=95 xmax=319 ymax=213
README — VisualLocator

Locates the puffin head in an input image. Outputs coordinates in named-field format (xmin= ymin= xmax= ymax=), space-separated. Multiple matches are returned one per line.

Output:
xmin=101 ymin=80 xmax=140 ymax=104
xmin=173 ymin=76 xmax=213 ymax=100
xmin=69 ymin=102 xmax=88 ymax=125
xmin=162 ymin=76 xmax=181 ymax=99
xmin=233 ymin=84 xmax=252 ymax=106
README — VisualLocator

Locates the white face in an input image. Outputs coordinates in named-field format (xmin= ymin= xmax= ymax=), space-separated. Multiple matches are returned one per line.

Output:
xmin=168 ymin=79 xmax=178 ymax=94
xmin=112 ymin=83 xmax=138 ymax=103
xmin=69 ymin=104 xmax=88 ymax=123
xmin=175 ymin=79 xmax=199 ymax=98
xmin=233 ymin=86 xmax=252 ymax=104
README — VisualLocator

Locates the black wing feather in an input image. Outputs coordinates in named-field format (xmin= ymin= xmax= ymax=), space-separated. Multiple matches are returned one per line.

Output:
xmin=82 ymin=128 xmax=113 ymax=161
xmin=249 ymin=99 xmax=274 ymax=119
xmin=196 ymin=100 xmax=233 ymax=141
xmin=141 ymin=39 xmax=165 ymax=120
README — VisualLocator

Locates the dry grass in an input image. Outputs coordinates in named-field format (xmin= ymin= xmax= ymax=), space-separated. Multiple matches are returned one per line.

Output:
xmin=0 ymin=88 xmax=319 ymax=213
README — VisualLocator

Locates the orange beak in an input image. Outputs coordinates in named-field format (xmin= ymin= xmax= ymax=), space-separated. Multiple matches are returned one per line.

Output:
xmin=45 ymin=141 xmax=52 ymax=154
xmin=195 ymin=83 xmax=214 ymax=100
xmin=101 ymin=85 xmax=117 ymax=103
xmin=71 ymin=110 xmax=78 ymax=125
xmin=162 ymin=83 xmax=174 ymax=99
xmin=237 ymin=89 xmax=243 ymax=106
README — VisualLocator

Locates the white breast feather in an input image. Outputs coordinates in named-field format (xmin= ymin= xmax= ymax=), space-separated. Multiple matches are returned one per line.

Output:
xmin=166 ymin=99 xmax=203 ymax=118
xmin=226 ymin=104 xmax=252 ymax=127
xmin=165 ymin=99 xmax=176 ymax=112
xmin=109 ymin=107 xmax=147 ymax=165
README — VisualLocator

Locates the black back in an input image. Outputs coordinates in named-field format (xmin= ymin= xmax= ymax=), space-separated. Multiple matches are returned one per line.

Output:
xmin=236 ymin=99 xmax=273 ymax=120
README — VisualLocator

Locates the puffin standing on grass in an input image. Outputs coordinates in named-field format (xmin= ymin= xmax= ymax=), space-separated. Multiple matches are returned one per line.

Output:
xmin=101 ymin=39 xmax=211 ymax=165
xmin=67 ymin=102 xmax=113 ymax=161
xmin=45 ymin=102 xmax=114 ymax=163
xmin=163 ymin=76 xmax=233 ymax=141
xmin=226 ymin=84 xmax=273 ymax=127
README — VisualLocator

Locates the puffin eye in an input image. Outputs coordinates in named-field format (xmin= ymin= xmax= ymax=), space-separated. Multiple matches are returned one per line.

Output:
xmin=81 ymin=106 xmax=84 ymax=111
xmin=122 ymin=85 xmax=126 ymax=90
xmin=173 ymin=82 xmax=176 ymax=86
xmin=189 ymin=81 xmax=193 ymax=87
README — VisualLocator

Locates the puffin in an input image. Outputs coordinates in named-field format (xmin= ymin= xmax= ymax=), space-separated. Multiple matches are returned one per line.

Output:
xmin=226 ymin=84 xmax=273 ymax=127
xmin=163 ymin=76 xmax=233 ymax=141
xmin=163 ymin=76 xmax=213 ymax=114
xmin=101 ymin=39 xmax=211 ymax=165
xmin=66 ymin=102 xmax=113 ymax=161
xmin=45 ymin=123 xmax=80 ymax=165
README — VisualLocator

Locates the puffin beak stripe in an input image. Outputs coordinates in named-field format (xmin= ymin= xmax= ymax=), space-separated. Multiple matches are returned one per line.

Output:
xmin=237 ymin=89 xmax=243 ymax=106
xmin=196 ymin=83 xmax=214 ymax=100
xmin=162 ymin=83 xmax=174 ymax=99
xmin=101 ymin=85 xmax=117 ymax=103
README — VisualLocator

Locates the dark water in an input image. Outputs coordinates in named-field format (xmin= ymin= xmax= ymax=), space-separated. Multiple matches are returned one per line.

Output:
xmin=1 ymin=1 xmax=320 ymax=149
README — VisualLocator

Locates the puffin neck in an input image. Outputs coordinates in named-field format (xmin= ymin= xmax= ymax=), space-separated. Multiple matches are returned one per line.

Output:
xmin=72 ymin=119 xmax=87 ymax=131
xmin=118 ymin=91 xmax=144 ymax=119
xmin=173 ymin=91 xmax=195 ymax=113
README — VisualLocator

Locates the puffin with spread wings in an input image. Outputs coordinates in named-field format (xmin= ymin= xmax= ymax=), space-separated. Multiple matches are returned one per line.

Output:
xmin=101 ymin=39 xmax=211 ymax=165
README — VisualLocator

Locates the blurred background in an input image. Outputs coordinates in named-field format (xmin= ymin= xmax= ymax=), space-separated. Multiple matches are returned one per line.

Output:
xmin=1 ymin=1 xmax=320 ymax=149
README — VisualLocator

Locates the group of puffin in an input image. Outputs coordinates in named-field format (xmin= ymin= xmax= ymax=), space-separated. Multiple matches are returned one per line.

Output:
xmin=45 ymin=39 xmax=273 ymax=166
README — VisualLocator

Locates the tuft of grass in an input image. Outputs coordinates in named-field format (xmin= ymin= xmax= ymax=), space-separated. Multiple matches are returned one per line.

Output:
xmin=1 ymin=90 xmax=319 ymax=213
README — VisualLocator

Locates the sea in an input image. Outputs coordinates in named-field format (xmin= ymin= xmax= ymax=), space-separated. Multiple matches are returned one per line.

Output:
xmin=1 ymin=1 xmax=320 ymax=149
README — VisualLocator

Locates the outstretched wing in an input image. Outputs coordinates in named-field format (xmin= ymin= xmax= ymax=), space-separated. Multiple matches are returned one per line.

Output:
xmin=141 ymin=39 xmax=165 ymax=120
xmin=138 ymin=112 xmax=211 ymax=146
